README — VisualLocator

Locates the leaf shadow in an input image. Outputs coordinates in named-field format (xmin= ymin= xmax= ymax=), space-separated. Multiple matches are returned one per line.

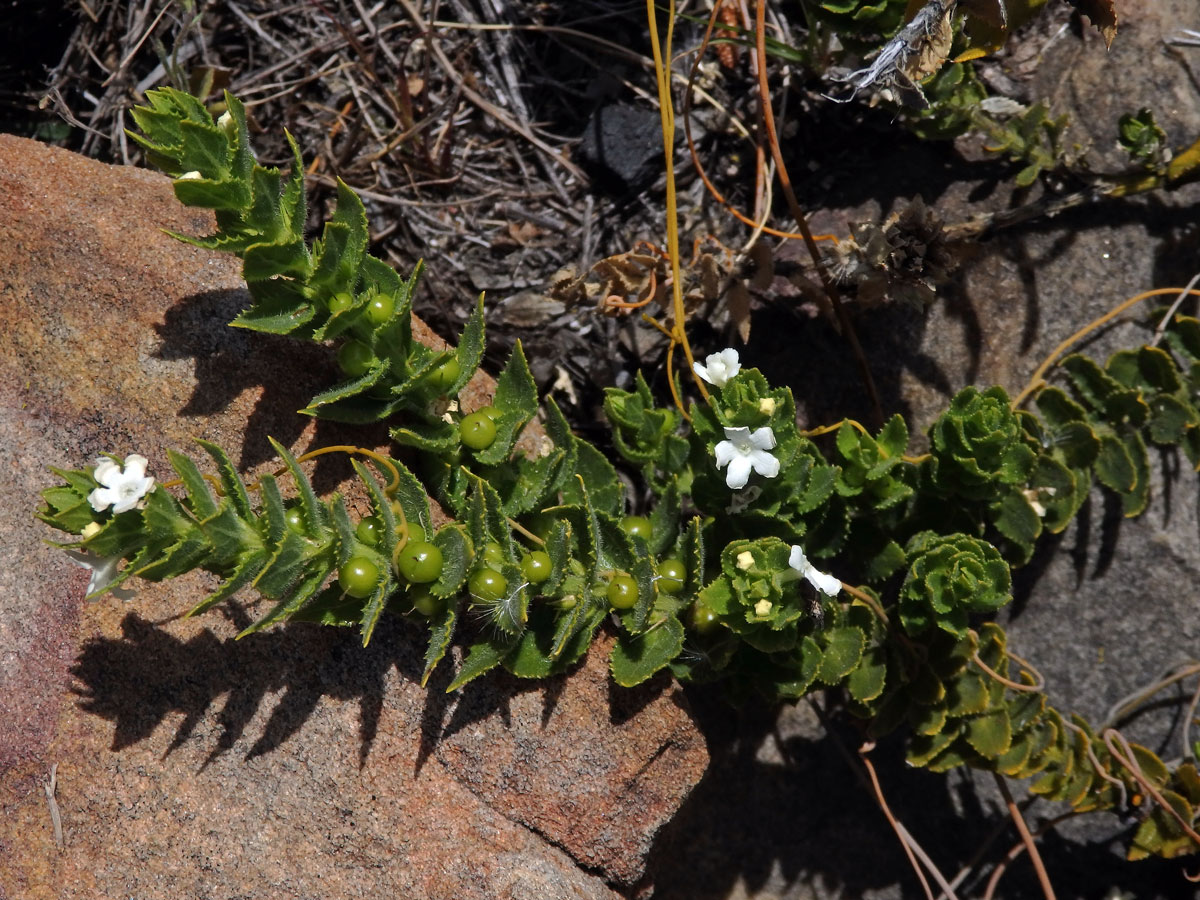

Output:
xmin=69 ymin=607 xmax=427 ymax=771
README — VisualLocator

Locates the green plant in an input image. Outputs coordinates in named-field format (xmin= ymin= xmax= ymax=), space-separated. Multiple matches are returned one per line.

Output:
xmin=36 ymin=84 xmax=1200 ymax=872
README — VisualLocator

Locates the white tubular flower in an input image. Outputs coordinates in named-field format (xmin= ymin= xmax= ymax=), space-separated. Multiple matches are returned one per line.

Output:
xmin=65 ymin=549 xmax=132 ymax=599
xmin=714 ymin=426 xmax=779 ymax=490
xmin=693 ymin=348 xmax=741 ymax=388
xmin=788 ymin=545 xmax=841 ymax=597
xmin=88 ymin=454 xmax=155 ymax=514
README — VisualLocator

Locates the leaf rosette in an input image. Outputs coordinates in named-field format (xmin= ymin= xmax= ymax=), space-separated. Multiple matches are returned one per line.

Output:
xmin=929 ymin=386 xmax=1035 ymax=501
xmin=899 ymin=531 xmax=1011 ymax=637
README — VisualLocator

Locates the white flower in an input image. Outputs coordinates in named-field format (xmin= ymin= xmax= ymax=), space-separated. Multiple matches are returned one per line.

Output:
xmin=754 ymin=599 xmax=773 ymax=617
xmin=693 ymin=349 xmax=741 ymax=388
xmin=714 ymin=426 xmax=779 ymax=490
xmin=88 ymin=454 xmax=155 ymax=514
xmin=736 ymin=550 xmax=755 ymax=571
xmin=177 ymin=170 xmax=203 ymax=180
xmin=65 ymin=549 xmax=133 ymax=599
xmin=788 ymin=545 xmax=841 ymax=597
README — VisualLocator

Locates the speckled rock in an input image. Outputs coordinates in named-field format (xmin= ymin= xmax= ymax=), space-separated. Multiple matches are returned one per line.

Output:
xmin=0 ymin=133 xmax=707 ymax=899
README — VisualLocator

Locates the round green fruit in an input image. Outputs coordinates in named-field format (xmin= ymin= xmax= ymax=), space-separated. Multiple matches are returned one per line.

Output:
xmin=284 ymin=507 xmax=305 ymax=534
xmin=409 ymin=584 xmax=445 ymax=617
xmin=339 ymin=556 xmax=381 ymax=599
xmin=428 ymin=357 xmax=461 ymax=393
xmin=469 ymin=567 xmax=508 ymax=603
xmin=606 ymin=575 xmax=638 ymax=610
xmin=621 ymin=515 xmax=652 ymax=542
xmin=365 ymin=293 xmax=396 ymax=325
xmin=655 ymin=559 xmax=686 ymax=594
xmin=337 ymin=340 xmax=376 ymax=377
xmin=459 ymin=410 xmax=498 ymax=450
xmin=328 ymin=291 xmax=355 ymax=314
xmin=397 ymin=540 xmax=443 ymax=584
xmin=521 ymin=551 xmax=552 ymax=584
xmin=355 ymin=515 xmax=384 ymax=546
xmin=689 ymin=602 xmax=721 ymax=635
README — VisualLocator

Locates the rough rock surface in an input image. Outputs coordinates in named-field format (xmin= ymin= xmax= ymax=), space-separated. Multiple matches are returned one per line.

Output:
xmin=650 ymin=2 xmax=1200 ymax=898
xmin=0 ymin=133 xmax=707 ymax=899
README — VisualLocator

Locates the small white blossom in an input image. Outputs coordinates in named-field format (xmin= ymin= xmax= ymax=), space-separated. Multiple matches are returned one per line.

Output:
xmin=693 ymin=349 xmax=741 ymax=388
xmin=736 ymin=550 xmax=755 ymax=571
xmin=88 ymin=454 xmax=155 ymax=515
xmin=65 ymin=549 xmax=133 ymax=599
xmin=788 ymin=545 xmax=841 ymax=597
xmin=754 ymin=599 xmax=773 ymax=617
xmin=714 ymin=426 xmax=779 ymax=490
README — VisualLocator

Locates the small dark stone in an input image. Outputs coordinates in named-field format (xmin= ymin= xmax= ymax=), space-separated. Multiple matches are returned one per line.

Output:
xmin=577 ymin=103 xmax=670 ymax=193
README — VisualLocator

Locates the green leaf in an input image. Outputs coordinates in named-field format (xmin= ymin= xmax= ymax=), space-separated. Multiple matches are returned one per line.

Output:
xmin=610 ymin=617 xmax=685 ymax=687
xmin=447 ymin=636 xmax=513 ymax=692
xmin=421 ymin=604 xmax=458 ymax=686
xmin=815 ymin=626 xmax=865 ymax=685
xmin=430 ymin=524 xmax=470 ymax=599
xmin=473 ymin=341 xmax=538 ymax=465
xmin=309 ymin=179 xmax=368 ymax=296
xmin=1094 ymin=432 xmax=1136 ymax=493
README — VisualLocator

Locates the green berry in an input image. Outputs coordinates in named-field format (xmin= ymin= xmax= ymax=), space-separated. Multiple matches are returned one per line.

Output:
xmin=428 ymin=357 xmax=461 ymax=393
xmin=409 ymin=584 xmax=445 ymax=617
xmin=365 ymin=293 xmax=395 ymax=325
xmin=339 ymin=556 xmax=381 ymax=599
xmin=328 ymin=291 xmax=355 ymax=314
xmin=521 ymin=551 xmax=552 ymax=584
xmin=338 ymin=340 xmax=376 ymax=377
xmin=606 ymin=575 xmax=638 ymax=610
xmin=469 ymin=567 xmax=508 ymax=603
xmin=621 ymin=516 xmax=652 ymax=542
xmin=482 ymin=541 xmax=506 ymax=567
xmin=478 ymin=405 xmax=500 ymax=421
xmin=655 ymin=559 xmax=686 ymax=594
xmin=397 ymin=540 xmax=443 ymax=584
xmin=356 ymin=515 xmax=384 ymax=546
xmin=689 ymin=601 xmax=721 ymax=634
xmin=459 ymin=410 xmax=498 ymax=450
xmin=284 ymin=507 xmax=306 ymax=534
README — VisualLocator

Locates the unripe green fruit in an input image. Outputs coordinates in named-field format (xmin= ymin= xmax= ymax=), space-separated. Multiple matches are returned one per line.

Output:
xmin=459 ymin=410 xmax=498 ymax=450
xmin=284 ymin=507 xmax=306 ymax=534
xmin=428 ymin=357 xmax=461 ymax=393
xmin=655 ymin=559 xmax=686 ymax=594
xmin=328 ymin=291 xmax=355 ymax=314
xmin=521 ymin=551 xmax=552 ymax=584
xmin=365 ymin=293 xmax=395 ymax=325
xmin=339 ymin=556 xmax=381 ymax=598
xmin=621 ymin=516 xmax=652 ymax=542
xmin=356 ymin=515 xmax=384 ymax=546
xmin=689 ymin=601 xmax=721 ymax=634
xmin=482 ymin=541 xmax=506 ymax=567
xmin=607 ymin=575 xmax=638 ymax=610
xmin=410 ymin=584 xmax=445 ymax=617
xmin=338 ymin=340 xmax=375 ymax=377
xmin=397 ymin=540 xmax=443 ymax=584
xmin=469 ymin=567 xmax=508 ymax=603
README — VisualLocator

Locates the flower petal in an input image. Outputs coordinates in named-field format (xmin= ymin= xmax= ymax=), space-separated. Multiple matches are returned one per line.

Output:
xmin=725 ymin=455 xmax=752 ymax=489
xmin=750 ymin=450 xmax=780 ymax=480
xmin=748 ymin=426 xmax=777 ymax=451
xmin=693 ymin=361 xmax=715 ymax=384
xmin=805 ymin=568 xmax=842 ymax=597
xmin=714 ymin=440 xmax=737 ymax=468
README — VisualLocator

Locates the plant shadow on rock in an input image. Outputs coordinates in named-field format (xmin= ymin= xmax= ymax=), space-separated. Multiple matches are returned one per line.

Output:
xmin=646 ymin=686 xmax=1189 ymax=900
xmin=70 ymin=608 xmax=428 ymax=771
xmin=154 ymin=287 xmax=391 ymax=487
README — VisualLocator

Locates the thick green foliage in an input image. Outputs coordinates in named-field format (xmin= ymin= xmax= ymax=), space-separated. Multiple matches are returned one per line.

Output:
xmin=35 ymin=87 xmax=1200 ymax=863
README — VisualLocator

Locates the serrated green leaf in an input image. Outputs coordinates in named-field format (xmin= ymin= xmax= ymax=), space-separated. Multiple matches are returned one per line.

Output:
xmin=815 ymin=626 xmax=865 ymax=685
xmin=610 ymin=616 xmax=685 ymax=686
xmin=431 ymin=525 xmax=470 ymax=599
xmin=390 ymin=419 xmax=461 ymax=454
xmin=846 ymin=644 xmax=887 ymax=703
xmin=1095 ymin=432 xmax=1136 ymax=492
xmin=473 ymin=341 xmax=537 ymax=465
xmin=421 ymin=604 xmax=458 ymax=686
xmin=447 ymin=636 xmax=512 ymax=692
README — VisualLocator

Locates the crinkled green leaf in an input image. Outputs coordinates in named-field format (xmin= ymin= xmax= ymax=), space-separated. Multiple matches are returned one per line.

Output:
xmin=610 ymin=616 xmax=685 ymax=687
